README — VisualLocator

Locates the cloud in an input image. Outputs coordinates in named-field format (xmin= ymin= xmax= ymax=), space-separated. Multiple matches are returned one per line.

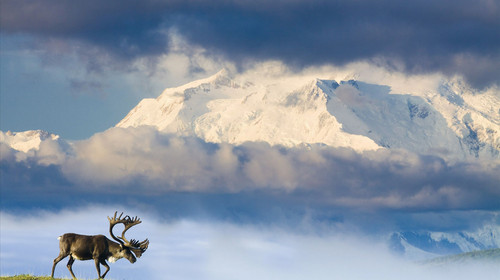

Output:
xmin=1 ymin=126 xmax=499 ymax=233
xmin=2 ymin=0 xmax=499 ymax=88
xmin=1 ymin=207 xmax=499 ymax=279
xmin=0 ymin=0 xmax=169 ymax=60
xmin=31 ymin=127 xmax=500 ymax=211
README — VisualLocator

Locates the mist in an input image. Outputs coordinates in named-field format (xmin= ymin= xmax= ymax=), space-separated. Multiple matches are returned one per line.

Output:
xmin=1 ymin=207 xmax=498 ymax=279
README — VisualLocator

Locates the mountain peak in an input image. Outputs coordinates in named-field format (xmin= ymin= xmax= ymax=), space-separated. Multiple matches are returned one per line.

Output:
xmin=214 ymin=67 xmax=230 ymax=78
xmin=116 ymin=71 xmax=500 ymax=159
xmin=0 ymin=130 xmax=59 ymax=153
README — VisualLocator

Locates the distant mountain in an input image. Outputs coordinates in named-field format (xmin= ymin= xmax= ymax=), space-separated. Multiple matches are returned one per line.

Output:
xmin=422 ymin=248 xmax=500 ymax=265
xmin=117 ymin=69 xmax=499 ymax=160
xmin=0 ymin=130 xmax=59 ymax=153
xmin=389 ymin=225 xmax=500 ymax=260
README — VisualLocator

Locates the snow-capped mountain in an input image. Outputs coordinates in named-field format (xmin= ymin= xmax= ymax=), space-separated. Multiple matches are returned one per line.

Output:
xmin=389 ymin=225 xmax=500 ymax=260
xmin=117 ymin=69 xmax=499 ymax=160
xmin=0 ymin=130 xmax=59 ymax=153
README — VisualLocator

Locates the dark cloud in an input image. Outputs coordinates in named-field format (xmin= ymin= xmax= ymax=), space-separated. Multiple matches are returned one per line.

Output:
xmin=1 ymin=0 xmax=499 ymax=88
xmin=0 ymin=0 xmax=170 ymax=60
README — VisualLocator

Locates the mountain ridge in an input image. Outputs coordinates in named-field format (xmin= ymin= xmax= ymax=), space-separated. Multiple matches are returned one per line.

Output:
xmin=0 ymin=130 xmax=59 ymax=153
xmin=390 ymin=226 xmax=500 ymax=258
xmin=116 ymin=69 xmax=500 ymax=160
xmin=422 ymin=247 xmax=500 ymax=265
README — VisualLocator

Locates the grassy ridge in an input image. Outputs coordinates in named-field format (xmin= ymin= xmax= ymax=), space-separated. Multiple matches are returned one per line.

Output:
xmin=0 ymin=276 xmax=65 ymax=280
xmin=1 ymin=274 xmax=112 ymax=280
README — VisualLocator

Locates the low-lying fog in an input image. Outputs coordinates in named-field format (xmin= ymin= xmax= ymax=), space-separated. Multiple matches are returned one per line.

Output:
xmin=1 ymin=207 xmax=498 ymax=280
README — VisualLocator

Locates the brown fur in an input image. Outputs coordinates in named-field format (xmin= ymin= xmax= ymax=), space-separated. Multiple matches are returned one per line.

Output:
xmin=51 ymin=233 xmax=136 ymax=279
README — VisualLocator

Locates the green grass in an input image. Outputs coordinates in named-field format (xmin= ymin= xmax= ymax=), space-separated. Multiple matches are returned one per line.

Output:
xmin=0 ymin=274 xmax=109 ymax=280
xmin=0 ymin=275 xmax=108 ymax=280
xmin=0 ymin=275 xmax=98 ymax=280
xmin=0 ymin=276 xmax=65 ymax=280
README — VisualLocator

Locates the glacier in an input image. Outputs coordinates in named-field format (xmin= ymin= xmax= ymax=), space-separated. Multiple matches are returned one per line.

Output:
xmin=116 ymin=68 xmax=499 ymax=160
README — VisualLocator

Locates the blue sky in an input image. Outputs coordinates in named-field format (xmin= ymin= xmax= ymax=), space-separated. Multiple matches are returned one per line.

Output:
xmin=1 ymin=1 xmax=500 ymax=279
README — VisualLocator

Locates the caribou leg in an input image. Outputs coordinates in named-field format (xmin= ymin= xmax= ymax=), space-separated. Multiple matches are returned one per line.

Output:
xmin=66 ymin=255 xmax=77 ymax=280
xmin=94 ymin=258 xmax=102 ymax=279
xmin=51 ymin=252 xmax=68 ymax=278
xmin=100 ymin=259 xmax=111 ymax=279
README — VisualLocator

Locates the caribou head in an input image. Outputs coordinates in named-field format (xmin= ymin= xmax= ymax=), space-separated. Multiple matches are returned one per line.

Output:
xmin=51 ymin=211 xmax=149 ymax=279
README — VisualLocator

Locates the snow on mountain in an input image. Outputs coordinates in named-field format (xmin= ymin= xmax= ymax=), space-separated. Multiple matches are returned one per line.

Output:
xmin=0 ymin=130 xmax=59 ymax=153
xmin=117 ymin=69 xmax=378 ymax=150
xmin=117 ymin=69 xmax=500 ymax=160
xmin=390 ymin=224 xmax=500 ymax=260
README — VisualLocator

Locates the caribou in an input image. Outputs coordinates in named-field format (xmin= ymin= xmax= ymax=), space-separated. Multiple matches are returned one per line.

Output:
xmin=51 ymin=211 xmax=149 ymax=279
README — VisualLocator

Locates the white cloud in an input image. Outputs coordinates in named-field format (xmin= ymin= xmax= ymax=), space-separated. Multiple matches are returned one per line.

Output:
xmin=3 ymin=125 xmax=499 ymax=212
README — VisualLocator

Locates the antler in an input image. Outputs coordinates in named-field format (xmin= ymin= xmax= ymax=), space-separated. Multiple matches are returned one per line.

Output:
xmin=107 ymin=211 xmax=149 ymax=257
xmin=129 ymin=238 xmax=150 ymax=258
xmin=108 ymin=211 xmax=127 ymax=247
